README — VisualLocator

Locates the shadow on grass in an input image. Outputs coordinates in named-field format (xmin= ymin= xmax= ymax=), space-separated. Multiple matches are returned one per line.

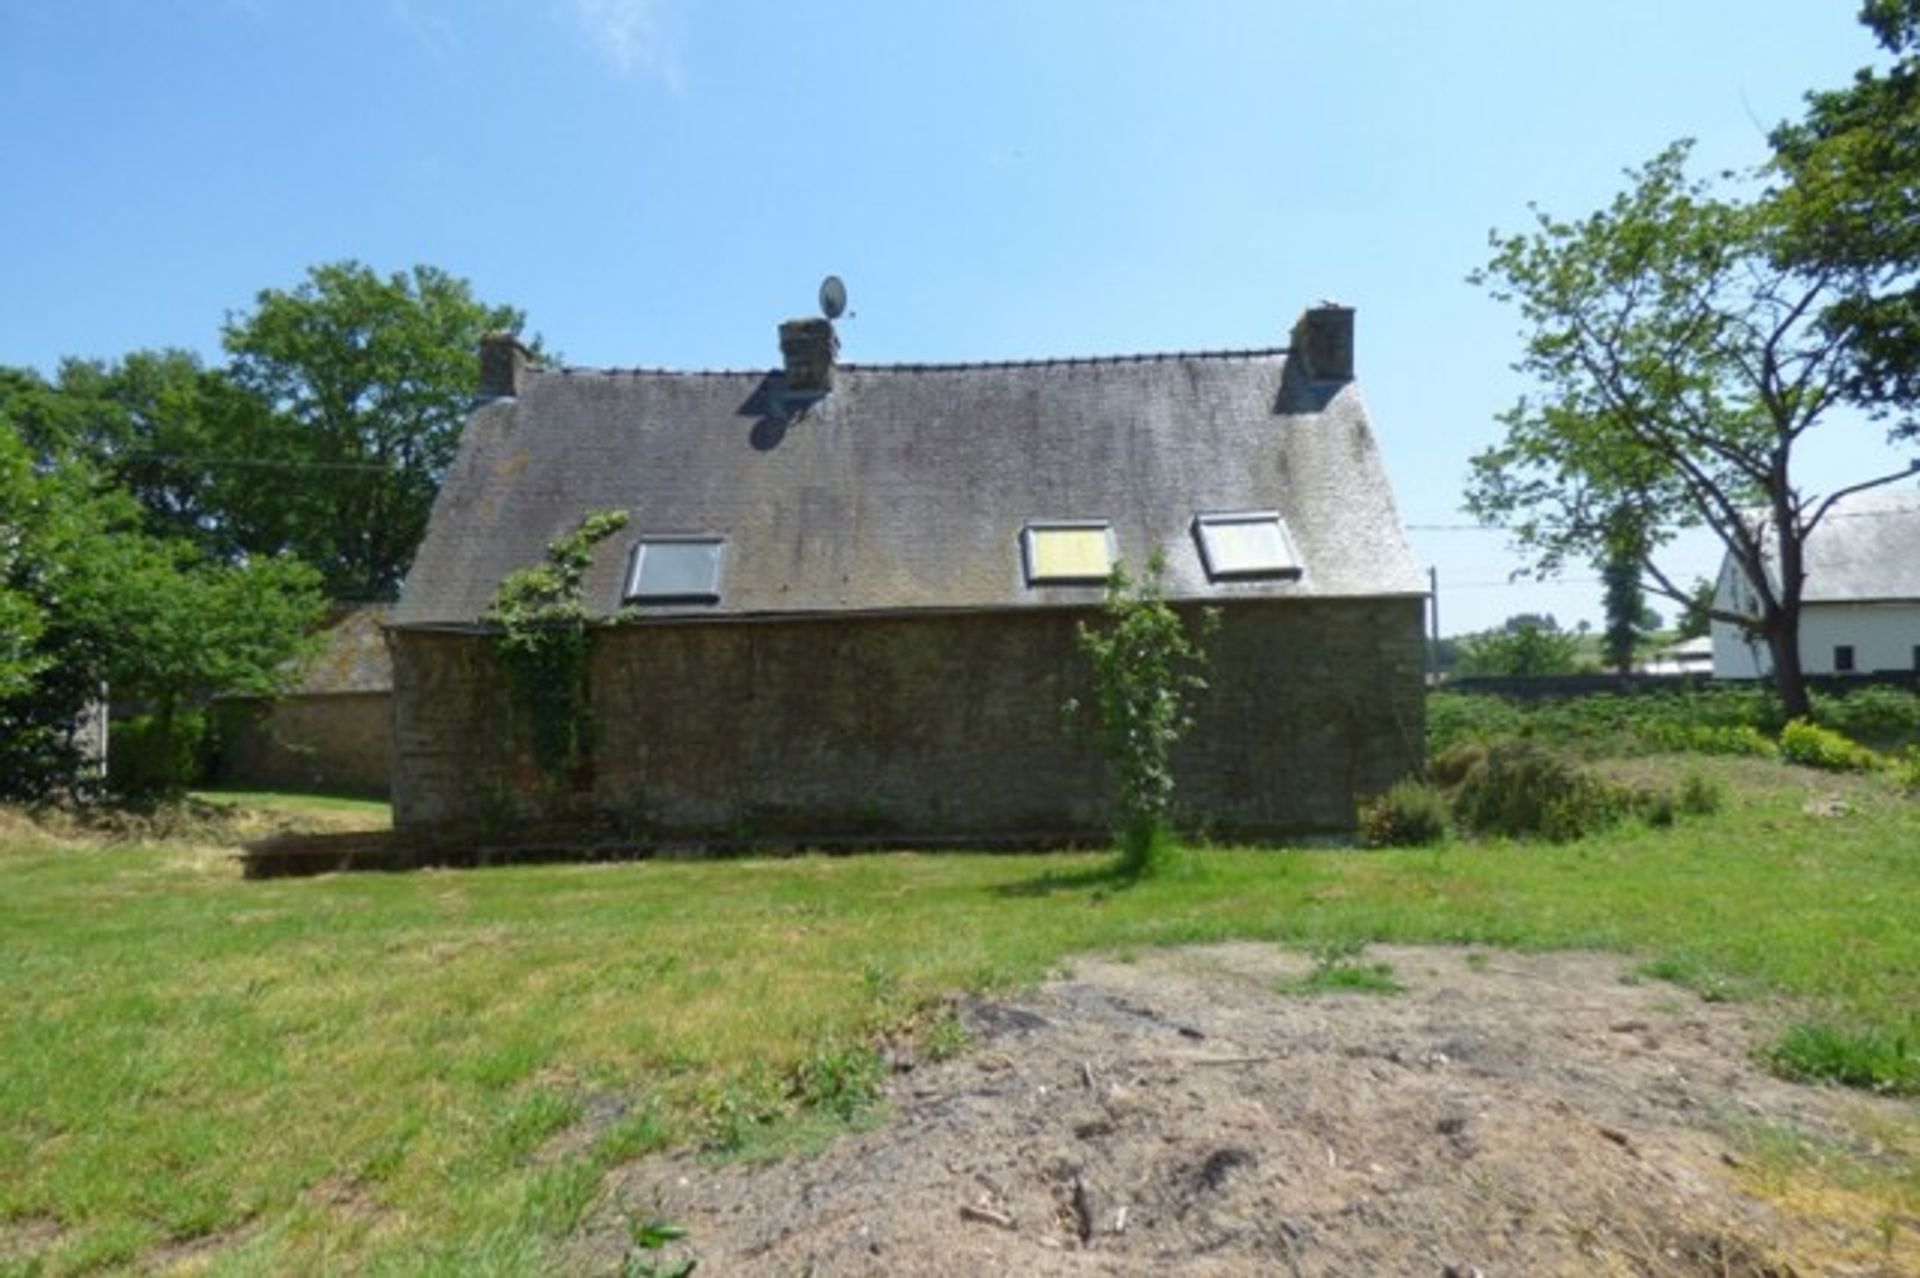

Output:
xmin=993 ymin=859 xmax=1138 ymax=899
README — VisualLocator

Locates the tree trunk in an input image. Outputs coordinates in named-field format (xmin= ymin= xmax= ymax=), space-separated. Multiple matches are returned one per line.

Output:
xmin=1765 ymin=616 xmax=1812 ymax=721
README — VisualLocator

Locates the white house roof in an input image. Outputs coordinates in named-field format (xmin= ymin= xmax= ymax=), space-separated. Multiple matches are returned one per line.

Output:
xmin=1796 ymin=486 xmax=1920 ymax=603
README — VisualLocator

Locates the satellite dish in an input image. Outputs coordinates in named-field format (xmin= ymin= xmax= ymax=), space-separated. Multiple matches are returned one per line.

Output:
xmin=819 ymin=275 xmax=847 ymax=320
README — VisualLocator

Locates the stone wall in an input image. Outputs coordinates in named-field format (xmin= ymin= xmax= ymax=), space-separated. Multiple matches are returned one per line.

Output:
xmin=212 ymin=693 xmax=392 ymax=798
xmin=390 ymin=597 xmax=1425 ymax=844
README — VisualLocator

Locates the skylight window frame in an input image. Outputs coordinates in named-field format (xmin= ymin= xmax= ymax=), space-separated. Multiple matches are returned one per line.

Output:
xmin=1020 ymin=519 xmax=1117 ymax=588
xmin=622 ymin=533 xmax=727 ymax=606
xmin=1191 ymin=510 xmax=1303 ymax=583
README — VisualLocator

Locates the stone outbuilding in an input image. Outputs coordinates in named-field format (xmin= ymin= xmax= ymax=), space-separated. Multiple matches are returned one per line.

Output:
xmin=388 ymin=306 xmax=1426 ymax=846
xmin=211 ymin=604 xmax=393 ymax=797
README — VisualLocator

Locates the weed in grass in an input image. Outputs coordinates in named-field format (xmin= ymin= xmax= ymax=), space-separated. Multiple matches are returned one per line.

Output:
xmin=1635 ymin=956 xmax=1743 ymax=1004
xmin=1678 ymin=771 xmax=1725 ymax=815
xmin=1633 ymin=785 xmax=1678 ymax=828
xmin=1464 ymin=952 xmax=1490 ymax=971
xmin=919 ymin=1013 xmax=972 ymax=1063
xmin=1287 ymin=961 xmax=1404 ymax=996
xmin=621 ymin=1218 xmax=695 ymax=1278
xmin=487 ymin=1092 xmax=583 ymax=1167
xmin=592 ymin=1109 xmax=671 ymax=1165
xmin=1768 ymin=1022 xmax=1920 ymax=1095
xmin=516 ymin=1157 xmax=602 ymax=1236
xmin=695 ymin=1072 xmax=787 ymax=1153
xmin=794 ymin=1045 xmax=885 ymax=1121
xmin=1280 ymin=940 xmax=1405 ymax=997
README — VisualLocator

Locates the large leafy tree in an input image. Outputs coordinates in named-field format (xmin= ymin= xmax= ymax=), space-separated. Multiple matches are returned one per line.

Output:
xmin=1454 ymin=622 xmax=1584 ymax=678
xmin=2 ymin=353 xmax=296 ymax=562
xmin=1770 ymin=0 xmax=1920 ymax=420
xmin=0 ymin=421 xmax=324 ymax=798
xmin=1469 ymin=144 xmax=1917 ymax=719
xmin=222 ymin=261 xmax=531 ymax=600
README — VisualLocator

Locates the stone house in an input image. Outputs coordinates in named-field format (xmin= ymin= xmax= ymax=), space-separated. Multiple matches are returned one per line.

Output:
xmin=1712 ymin=486 xmax=1920 ymax=678
xmin=388 ymin=305 xmax=1426 ymax=845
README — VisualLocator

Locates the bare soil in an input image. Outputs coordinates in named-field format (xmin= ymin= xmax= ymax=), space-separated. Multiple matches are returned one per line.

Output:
xmin=588 ymin=945 xmax=1919 ymax=1277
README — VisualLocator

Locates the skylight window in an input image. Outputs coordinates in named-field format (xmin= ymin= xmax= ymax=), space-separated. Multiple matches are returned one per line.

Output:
xmin=624 ymin=536 xmax=725 ymax=604
xmin=1193 ymin=511 xmax=1301 ymax=581
xmin=1022 ymin=521 xmax=1114 ymax=586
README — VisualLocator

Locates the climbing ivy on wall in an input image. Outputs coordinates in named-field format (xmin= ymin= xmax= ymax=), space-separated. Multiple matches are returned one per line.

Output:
xmin=486 ymin=509 xmax=630 ymax=780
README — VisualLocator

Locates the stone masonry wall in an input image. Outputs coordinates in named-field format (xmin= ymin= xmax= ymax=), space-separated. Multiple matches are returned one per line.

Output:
xmin=212 ymin=692 xmax=392 ymax=798
xmin=390 ymin=598 xmax=1426 ymax=843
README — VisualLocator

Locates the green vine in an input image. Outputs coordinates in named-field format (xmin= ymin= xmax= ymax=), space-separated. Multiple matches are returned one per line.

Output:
xmin=486 ymin=509 xmax=630 ymax=781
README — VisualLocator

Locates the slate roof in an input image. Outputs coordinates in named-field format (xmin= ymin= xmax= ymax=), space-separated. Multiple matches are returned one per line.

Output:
xmin=393 ymin=347 xmax=1424 ymax=628
xmin=296 ymin=604 xmax=393 ymax=693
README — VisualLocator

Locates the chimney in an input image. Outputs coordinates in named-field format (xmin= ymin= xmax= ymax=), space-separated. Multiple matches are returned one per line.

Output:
xmin=1290 ymin=303 xmax=1354 ymax=382
xmin=478 ymin=332 xmax=533 ymax=399
xmin=779 ymin=318 xmax=837 ymax=397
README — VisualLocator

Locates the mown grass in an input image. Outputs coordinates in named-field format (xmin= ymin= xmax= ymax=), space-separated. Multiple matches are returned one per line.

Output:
xmin=188 ymin=788 xmax=392 ymax=824
xmin=1 ymin=756 xmax=1917 ymax=1273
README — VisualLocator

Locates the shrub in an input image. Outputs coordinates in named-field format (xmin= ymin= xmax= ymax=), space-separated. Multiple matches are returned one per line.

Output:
xmin=1633 ymin=786 xmax=1677 ymax=827
xmin=1357 ymin=779 xmax=1449 ymax=847
xmin=1426 ymin=693 xmax=1525 ymax=753
xmin=1427 ymin=686 xmax=1791 ymax=760
xmin=1677 ymin=771 xmax=1725 ymax=815
xmin=1428 ymin=741 xmax=1489 ymax=788
xmin=1662 ymin=723 xmax=1778 ymax=758
xmin=1893 ymin=747 xmax=1920 ymax=796
xmin=1811 ymin=685 xmax=1920 ymax=749
xmin=1779 ymin=718 xmax=1879 ymax=772
xmin=107 ymin=710 xmax=210 ymax=795
xmin=1450 ymin=742 xmax=1630 ymax=842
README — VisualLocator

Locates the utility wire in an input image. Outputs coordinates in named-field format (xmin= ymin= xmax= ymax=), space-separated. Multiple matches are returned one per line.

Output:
xmin=108 ymin=451 xmax=398 ymax=473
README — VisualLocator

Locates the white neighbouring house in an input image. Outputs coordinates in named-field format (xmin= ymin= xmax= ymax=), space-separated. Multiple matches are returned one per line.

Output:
xmin=1711 ymin=486 xmax=1920 ymax=679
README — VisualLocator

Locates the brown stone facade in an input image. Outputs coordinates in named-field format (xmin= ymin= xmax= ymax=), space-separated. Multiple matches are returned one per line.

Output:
xmin=390 ymin=598 xmax=1425 ymax=845
xmin=213 ymin=693 xmax=393 ymax=798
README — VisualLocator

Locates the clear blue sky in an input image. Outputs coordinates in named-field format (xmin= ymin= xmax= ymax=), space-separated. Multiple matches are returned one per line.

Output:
xmin=3 ymin=1 xmax=1910 ymax=632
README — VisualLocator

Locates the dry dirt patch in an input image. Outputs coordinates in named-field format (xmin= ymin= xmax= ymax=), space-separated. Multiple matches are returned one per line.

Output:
xmin=590 ymin=945 xmax=1918 ymax=1276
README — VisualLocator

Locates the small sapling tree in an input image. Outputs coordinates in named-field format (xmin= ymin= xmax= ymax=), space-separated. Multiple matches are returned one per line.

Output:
xmin=1065 ymin=554 xmax=1216 ymax=877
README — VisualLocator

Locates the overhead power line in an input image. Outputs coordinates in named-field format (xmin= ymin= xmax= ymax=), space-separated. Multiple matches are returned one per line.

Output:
xmin=112 ymin=451 xmax=397 ymax=473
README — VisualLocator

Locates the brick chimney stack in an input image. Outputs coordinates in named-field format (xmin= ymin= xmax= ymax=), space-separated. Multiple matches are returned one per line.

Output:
xmin=1290 ymin=304 xmax=1354 ymax=383
xmin=478 ymin=332 xmax=533 ymax=399
xmin=779 ymin=318 xmax=837 ymax=397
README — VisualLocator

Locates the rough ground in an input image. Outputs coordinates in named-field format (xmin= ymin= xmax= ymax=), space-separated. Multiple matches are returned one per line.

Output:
xmin=588 ymin=945 xmax=1919 ymax=1277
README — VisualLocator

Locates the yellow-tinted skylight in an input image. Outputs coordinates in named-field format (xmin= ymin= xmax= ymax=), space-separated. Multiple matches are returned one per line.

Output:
xmin=1023 ymin=523 xmax=1113 ymax=584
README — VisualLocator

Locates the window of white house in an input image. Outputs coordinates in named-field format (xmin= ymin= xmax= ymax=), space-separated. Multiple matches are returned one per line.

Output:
xmin=1834 ymin=644 xmax=1856 ymax=673
xmin=1021 ymin=521 xmax=1114 ymax=586
xmin=624 ymin=536 xmax=725 ymax=604
xmin=1192 ymin=511 xmax=1302 ymax=581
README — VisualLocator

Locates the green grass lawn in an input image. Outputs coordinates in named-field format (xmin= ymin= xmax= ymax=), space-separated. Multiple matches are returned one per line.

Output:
xmin=187 ymin=789 xmax=392 ymax=823
xmin=2 ymin=758 xmax=1917 ymax=1275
